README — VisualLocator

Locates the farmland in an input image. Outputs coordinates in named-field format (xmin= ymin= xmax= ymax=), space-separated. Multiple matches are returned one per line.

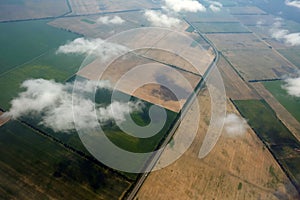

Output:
xmin=263 ymin=81 xmax=300 ymax=123
xmin=0 ymin=0 xmax=69 ymax=22
xmin=0 ymin=20 xmax=84 ymax=110
xmin=0 ymin=120 xmax=131 ymax=199
xmin=233 ymin=100 xmax=300 ymax=194
xmin=191 ymin=22 xmax=250 ymax=34
xmin=136 ymin=90 xmax=298 ymax=200
xmin=0 ymin=20 xmax=81 ymax=74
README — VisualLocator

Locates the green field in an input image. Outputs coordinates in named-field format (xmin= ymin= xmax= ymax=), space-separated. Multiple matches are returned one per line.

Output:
xmin=264 ymin=80 xmax=300 ymax=123
xmin=233 ymin=100 xmax=300 ymax=191
xmin=0 ymin=20 xmax=84 ymax=110
xmin=191 ymin=22 xmax=250 ymax=33
xmin=0 ymin=120 xmax=130 ymax=199
xmin=0 ymin=20 xmax=80 ymax=74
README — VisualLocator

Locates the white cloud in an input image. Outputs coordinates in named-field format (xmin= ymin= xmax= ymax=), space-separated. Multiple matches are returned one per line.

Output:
xmin=6 ymin=79 xmax=142 ymax=132
xmin=270 ymin=19 xmax=300 ymax=46
xmin=164 ymin=0 xmax=206 ymax=13
xmin=285 ymin=0 xmax=300 ymax=9
xmin=56 ymin=37 xmax=128 ymax=60
xmin=144 ymin=10 xmax=180 ymax=27
xmin=282 ymin=76 xmax=300 ymax=97
xmin=207 ymin=1 xmax=223 ymax=12
xmin=97 ymin=16 xmax=125 ymax=25
xmin=223 ymin=113 xmax=248 ymax=137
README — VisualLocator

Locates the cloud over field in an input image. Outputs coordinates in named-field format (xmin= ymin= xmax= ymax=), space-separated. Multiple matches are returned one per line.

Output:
xmin=207 ymin=1 xmax=223 ymax=12
xmin=6 ymin=79 xmax=142 ymax=132
xmin=270 ymin=18 xmax=300 ymax=46
xmin=97 ymin=16 xmax=125 ymax=25
xmin=144 ymin=0 xmax=208 ymax=27
xmin=164 ymin=0 xmax=206 ymax=12
xmin=56 ymin=37 xmax=127 ymax=60
xmin=223 ymin=113 xmax=248 ymax=137
xmin=285 ymin=0 xmax=300 ymax=9
xmin=282 ymin=76 xmax=300 ymax=97
xmin=144 ymin=10 xmax=180 ymax=27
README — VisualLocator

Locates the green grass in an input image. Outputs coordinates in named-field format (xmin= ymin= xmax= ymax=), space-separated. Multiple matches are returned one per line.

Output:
xmin=233 ymin=99 xmax=300 ymax=190
xmin=191 ymin=22 xmax=250 ymax=33
xmin=81 ymin=18 xmax=96 ymax=24
xmin=263 ymin=80 xmax=300 ymax=123
xmin=0 ymin=20 xmax=80 ymax=75
xmin=238 ymin=182 xmax=243 ymax=190
xmin=0 ymin=120 xmax=130 ymax=199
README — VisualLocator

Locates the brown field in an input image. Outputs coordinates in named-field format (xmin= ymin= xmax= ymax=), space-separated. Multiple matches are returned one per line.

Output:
xmin=0 ymin=0 xmax=69 ymax=22
xmin=78 ymin=52 xmax=202 ymax=113
xmin=49 ymin=14 xmax=140 ymax=39
xmin=0 ymin=112 xmax=10 ymax=127
xmin=229 ymin=6 xmax=267 ymax=15
xmin=136 ymin=90 xmax=298 ymax=200
xmin=235 ymin=14 xmax=277 ymax=26
xmin=217 ymin=55 xmax=260 ymax=100
xmin=68 ymin=0 xmax=158 ymax=15
xmin=251 ymin=82 xmax=300 ymax=142
xmin=184 ymin=10 xmax=238 ymax=23
xmin=49 ymin=11 xmax=189 ymax=39
xmin=206 ymin=33 xmax=269 ymax=51
xmin=222 ymin=49 xmax=297 ymax=81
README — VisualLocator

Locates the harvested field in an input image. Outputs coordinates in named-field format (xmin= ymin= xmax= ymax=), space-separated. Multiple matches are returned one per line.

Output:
xmin=235 ymin=14 xmax=277 ymax=26
xmin=207 ymin=33 xmax=269 ymax=51
xmin=251 ymin=82 xmax=300 ymax=142
xmin=229 ymin=6 xmax=267 ymax=15
xmin=136 ymin=90 xmax=298 ymax=200
xmin=192 ymin=22 xmax=250 ymax=34
xmin=78 ymin=52 xmax=202 ymax=113
xmin=68 ymin=0 xmax=158 ymax=15
xmin=0 ymin=0 xmax=69 ymax=22
xmin=233 ymin=99 xmax=300 ymax=194
xmin=218 ymin=55 xmax=259 ymax=100
xmin=222 ymin=49 xmax=297 ymax=81
xmin=77 ymin=29 xmax=213 ymax=112
xmin=185 ymin=9 xmax=238 ymax=23
xmin=49 ymin=12 xmax=189 ymax=39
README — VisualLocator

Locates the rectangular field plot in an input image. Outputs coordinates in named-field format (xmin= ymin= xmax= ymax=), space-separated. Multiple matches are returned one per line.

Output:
xmin=217 ymin=55 xmax=259 ymax=100
xmin=264 ymin=81 xmax=300 ymax=123
xmin=207 ymin=33 xmax=269 ymax=51
xmin=0 ymin=50 xmax=84 ymax=110
xmin=0 ymin=120 xmax=130 ymax=200
xmin=222 ymin=49 xmax=297 ymax=81
xmin=49 ymin=11 xmax=148 ymax=39
xmin=228 ymin=6 xmax=267 ymax=15
xmin=0 ymin=20 xmax=80 ymax=75
xmin=234 ymin=14 xmax=277 ymax=26
xmin=68 ymin=0 xmax=158 ymax=15
xmin=278 ymin=48 xmax=300 ymax=69
xmin=191 ymin=22 xmax=250 ymax=34
xmin=0 ymin=0 xmax=69 ymax=22
xmin=185 ymin=9 xmax=238 ymax=23
xmin=233 ymin=100 xmax=300 ymax=193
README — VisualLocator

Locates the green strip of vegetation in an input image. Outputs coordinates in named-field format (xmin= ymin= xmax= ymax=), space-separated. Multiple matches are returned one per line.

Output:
xmin=81 ymin=18 xmax=96 ymax=24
